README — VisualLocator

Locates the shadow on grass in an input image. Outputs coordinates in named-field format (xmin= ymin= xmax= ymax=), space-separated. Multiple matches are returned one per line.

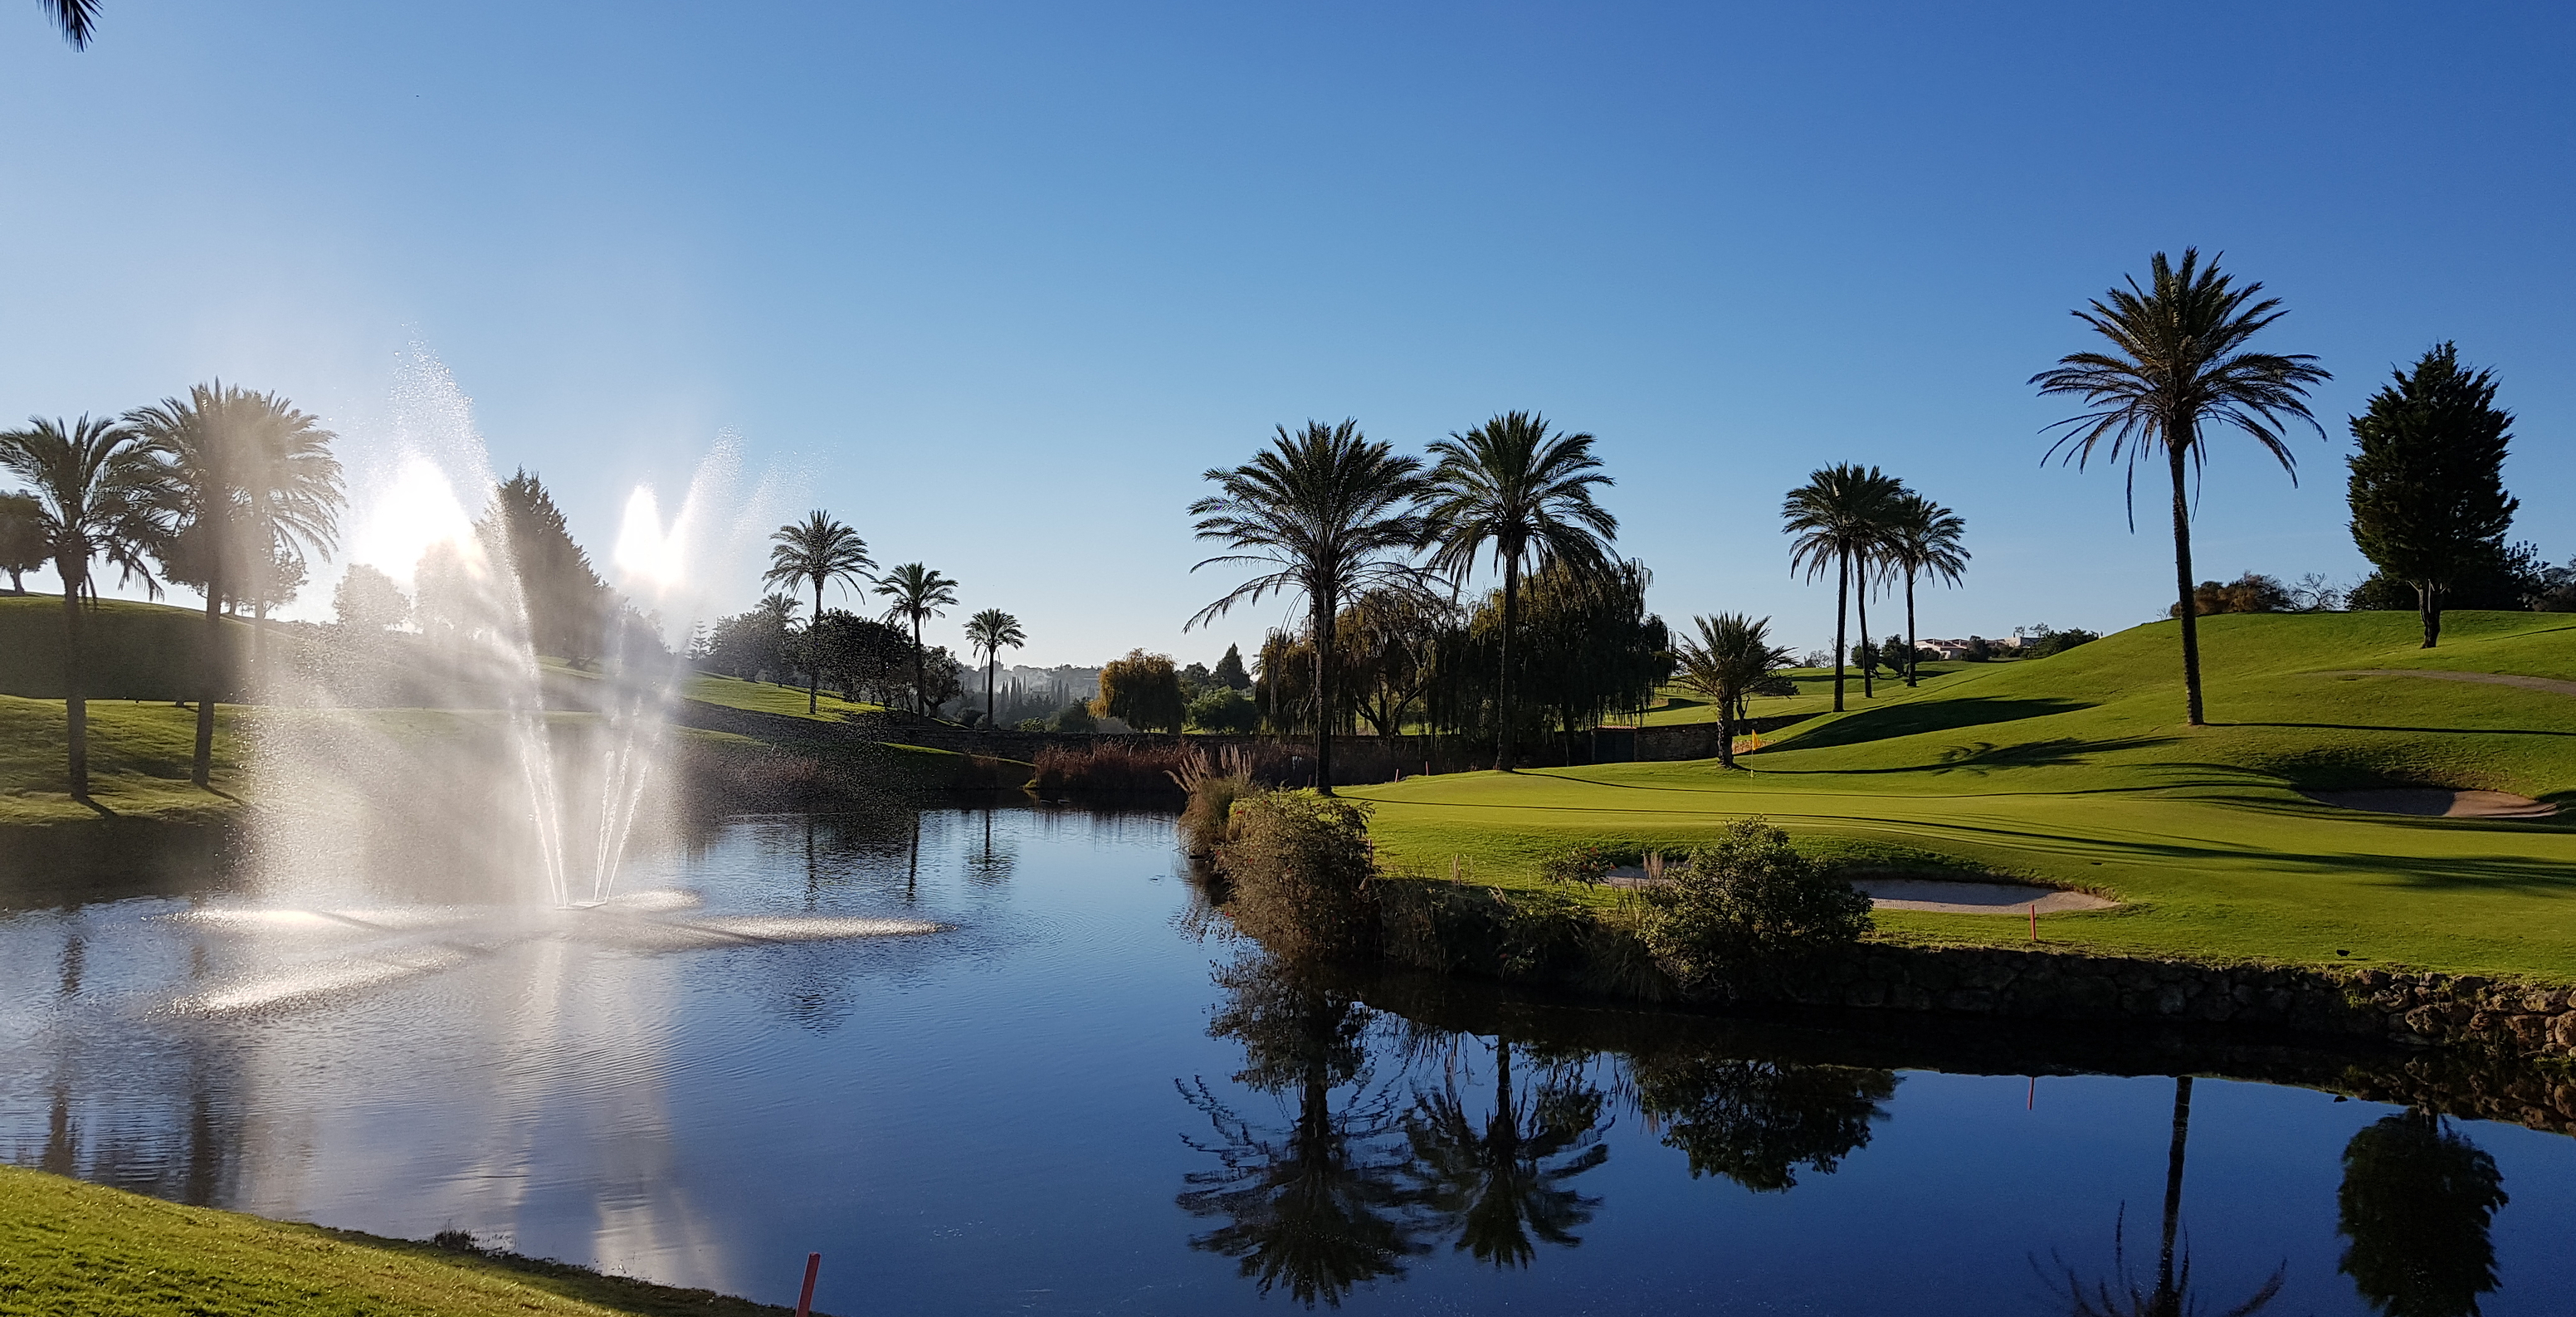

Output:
xmin=1767 ymin=697 xmax=2091 ymax=753
xmin=2216 ymin=720 xmax=2576 ymax=739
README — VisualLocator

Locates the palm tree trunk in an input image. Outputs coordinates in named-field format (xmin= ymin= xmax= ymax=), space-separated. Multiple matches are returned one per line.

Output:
xmin=986 ymin=652 xmax=996 ymax=728
xmin=1716 ymin=681 xmax=1736 ymax=769
xmin=1312 ymin=595 xmax=1335 ymax=795
xmin=808 ymin=580 xmax=823 ymax=715
xmin=2156 ymin=1076 xmax=2194 ymax=1309
xmin=1831 ymin=550 xmax=1849 ymax=713
xmin=193 ymin=573 xmax=222 ymax=789
xmin=1497 ymin=554 xmax=1520 ymax=773
xmin=2416 ymin=581 xmax=2442 ymax=649
xmin=1856 ymin=569 xmax=1875 ymax=700
xmin=911 ymin=616 xmax=926 ymax=715
xmin=60 ymin=572 xmax=88 ymax=797
xmin=1904 ymin=570 xmax=1919 ymax=688
xmin=2166 ymin=443 xmax=2205 ymax=726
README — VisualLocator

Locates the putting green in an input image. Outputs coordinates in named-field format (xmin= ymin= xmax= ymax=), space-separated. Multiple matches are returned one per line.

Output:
xmin=1353 ymin=611 xmax=2576 ymax=979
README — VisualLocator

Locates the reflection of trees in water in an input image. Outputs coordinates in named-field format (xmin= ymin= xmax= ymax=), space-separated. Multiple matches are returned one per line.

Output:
xmin=2042 ymin=1078 xmax=2284 ymax=1317
xmin=1400 ymin=1038 xmax=1608 ymax=1267
xmin=1627 ymin=1051 xmax=1895 ymax=1191
xmin=2338 ymin=1109 xmax=2507 ymax=1317
xmin=1178 ymin=958 xmax=1422 ymax=1307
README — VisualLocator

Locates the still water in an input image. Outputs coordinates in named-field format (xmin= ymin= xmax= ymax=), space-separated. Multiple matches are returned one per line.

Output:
xmin=3 ymin=803 xmax=2571 ymax=1315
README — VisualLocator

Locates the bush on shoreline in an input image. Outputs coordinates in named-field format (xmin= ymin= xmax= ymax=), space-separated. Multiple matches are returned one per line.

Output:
xmin=1641 ymin=817 xmax=1873 ymax=990
xmin=1217 ymin=789 xmax=1379 ymax=964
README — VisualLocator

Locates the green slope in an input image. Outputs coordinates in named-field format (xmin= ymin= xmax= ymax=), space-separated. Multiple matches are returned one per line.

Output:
xmin=1354 ymin=611 xmax=2576 ymax=978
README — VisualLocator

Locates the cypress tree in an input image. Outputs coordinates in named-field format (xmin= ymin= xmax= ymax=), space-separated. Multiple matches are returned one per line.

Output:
xmin=2346 ymin=343 xmax=2519 ymax=647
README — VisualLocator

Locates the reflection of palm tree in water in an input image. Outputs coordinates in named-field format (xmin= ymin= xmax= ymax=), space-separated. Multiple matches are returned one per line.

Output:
xmin=1402 ymin=1037 xmax=1609 ymax=1267
xmin=1178 ymin=959 xmax=1422 ymax=1307
xmin=2337 ymin=1108 xmax=2506 ymax=1317
xmin=2045 ymin=1077 xmax=2285 ymax=1317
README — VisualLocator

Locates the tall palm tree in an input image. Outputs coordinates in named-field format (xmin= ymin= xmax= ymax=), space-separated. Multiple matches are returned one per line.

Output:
xmin=2033 ymin=249 xmax=2330 ymax=726
xmin=875 ymin=563 xmax=959 ymax=715
xmin=963 ymin=607 xmax=1026 ymax=729
xmin=1421 ymin=412 xmax=1616 ymax=773
xmin=128 ymin=384 xmax=342 ymax=787
xmin=43 ymin=0 xmax=99 ymax=47
xmin=0 ymin=417 xmax=168 ymax=797
xmin=763 ymin=511 xmax=873 ymax=714
xmin=1782 ymin=465 xmax=1904 ymax=713
xmin=1671 ymin=614 xmax=1797 ymax=769
xmin=1881 ymin=493 xmax=1968 ymax=688
xmin=1188 ymin=420 xmax=1427 ymax=795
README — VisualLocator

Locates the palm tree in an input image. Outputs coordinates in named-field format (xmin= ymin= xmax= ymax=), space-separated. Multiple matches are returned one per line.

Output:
xmin=128 ymin=384 xmax=343 ymax=788
xmin=763 ymin=511 xmax=873 ymax=714
xmin=963 ymin=607 xmax=1026 ymax=729
xmin=1881 ymin=493 xmax=1968 ymax=688
xmin=1421 ymin=413 xmax=1616 ymax=773
xmin=2043 ymin=1075 xmax=2284 ymax=1317
xmin=2033 ymin=249 xmax=2330 ymax=726
xmin=1671 ymin=614 xmax=1797 ymax=769
xmin=1188 ymin=420 xmax=1427 ymax=796
xmin=43 ymin=0 xmax=99 ymax=47
xmin=1782 ymin=465 xmax=1905 ymax=713
xmin=0 ymin=417 xmax=168 ymax=797
xmin=875 ymin=563 xmax=959 ymax=715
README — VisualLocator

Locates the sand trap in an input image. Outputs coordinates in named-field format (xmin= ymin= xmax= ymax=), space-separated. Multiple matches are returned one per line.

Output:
xmin=2300 ymin=788 xmax=2559 ymax=820
xmin=1603 ymin=868 xmax=2115 ymax=915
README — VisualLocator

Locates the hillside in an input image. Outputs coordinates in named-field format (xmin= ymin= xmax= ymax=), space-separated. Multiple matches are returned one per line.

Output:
xmin=1354 ymin=611 xmax=2576 ymax=978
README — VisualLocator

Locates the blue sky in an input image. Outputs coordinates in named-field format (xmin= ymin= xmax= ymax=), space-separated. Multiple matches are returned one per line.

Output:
xmin=3 ymin=2 xmax=2570 ymax=666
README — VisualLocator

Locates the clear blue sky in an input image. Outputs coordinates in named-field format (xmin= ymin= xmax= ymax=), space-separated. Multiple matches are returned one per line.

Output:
xmin=4 ymin=2 xmax=2569 ymax=666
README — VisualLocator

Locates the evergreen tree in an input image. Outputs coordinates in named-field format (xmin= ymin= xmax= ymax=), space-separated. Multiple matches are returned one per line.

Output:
xmin=485 ymin=470 xmax=612 ymax=665
xmin=2347 ymin=343 xmax=2519 ymax=648
xmin=1212 ymin=642 xmax=1252 ymax=691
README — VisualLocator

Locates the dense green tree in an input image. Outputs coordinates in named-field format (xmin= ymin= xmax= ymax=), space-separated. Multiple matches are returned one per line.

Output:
xmin=1671 ymin=614 xmax=1797 ymax=769
xmin=875 ymin=562 xmax=959 ymax=715
xmin=0 ymin=417 xmax=169 ymax=796
xmin=2337 ymin=1109 xmax=2506 ymax=1317
xmin=964 ymin=607 xmax=1026 ymax=729
xmin=1187 ymin=685 xmax=1260 ymax=734
xmin=763 ymin=510 xmax=874 ymax=713
xmin=482 ymin=470 xmax=608 ymax=666
xmin=129 ymin=383 xmax=344 ymax=786
xmin=2033 ymin=249 xmax=2330 ymax=726
xmin=1212 ymin=642 xmax=1252 ymax=691
xmin=1189 ymin=421 xmax=1427 ymax=795
xmin=1783 ymin=465 xmax=1905 ymax=711
xmin=2346 ymin=344 xmax=2520 ymax=648
xmin=1421 ymin=412 xmax=1617 ymax=773
xmin=332 ymin=563 xmax=411 ymax=632
xmin=0 ymin=490 xmax=49 ymax=593
xmin=1881 ymin=493 xmax=1967 ymax=686
xmin=1094 ymin=648 xmax=1186 ymax=732
xmin=801 ymin=608 xmax=913 ymax=705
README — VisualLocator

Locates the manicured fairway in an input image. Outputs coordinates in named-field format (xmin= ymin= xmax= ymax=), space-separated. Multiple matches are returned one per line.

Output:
xmin=0 ymin=1166 xmax=801 ymax=1317
xmin=1354 ymin=612 xmax=2576 ymax=979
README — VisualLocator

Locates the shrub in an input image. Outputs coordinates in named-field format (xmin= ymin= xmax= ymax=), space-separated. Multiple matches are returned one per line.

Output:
xmin=1048 ymin=700 xmax=1097 ymax=734
xmin=1642 ymin=817 xmax=1871 ymax=989
xmin=1540 ymin=841 xmax=1619 ymax=885
xmin=1186 ymin=685 xmax=1260 ymax=734
xmin=1220 ymin=790 xmax=1379 ymax=964
xmin=1032 ymin=739 xmax=1194 ymax=797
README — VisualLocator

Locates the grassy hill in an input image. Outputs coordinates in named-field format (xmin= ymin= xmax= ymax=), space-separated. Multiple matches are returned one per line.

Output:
xmin=0 ymin=1166 xmax=811 ymax=1317
xmin=1353 ymin=610 xmax=2576 ymax=979
xmin=0 ymin=593 xmax=261 ymax=701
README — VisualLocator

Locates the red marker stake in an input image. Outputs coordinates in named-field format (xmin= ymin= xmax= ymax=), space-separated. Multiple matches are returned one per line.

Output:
xmin=2028 ymin=902 xmax=2037 ymax=943
xmin=795 ymin=1253 xmax=821 ymax=1317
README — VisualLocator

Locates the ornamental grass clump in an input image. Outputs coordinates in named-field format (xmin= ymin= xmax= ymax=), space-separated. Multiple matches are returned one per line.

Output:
xmin=1218 ymin=789 xmax=1379 ymax=964
xmin=1642 ymin=817 xmax=1871 ymax=990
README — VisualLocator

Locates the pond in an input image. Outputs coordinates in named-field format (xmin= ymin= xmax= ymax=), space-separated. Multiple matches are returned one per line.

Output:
xmin=4 ymin=802 xmax=2571 ymax=1315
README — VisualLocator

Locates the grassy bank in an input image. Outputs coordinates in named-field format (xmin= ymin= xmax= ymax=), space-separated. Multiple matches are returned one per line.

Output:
xmin=0 ymin=1166 xmax=812 ymax=1317
xmin=1354 ymin=611 xmax=2576 ymax=980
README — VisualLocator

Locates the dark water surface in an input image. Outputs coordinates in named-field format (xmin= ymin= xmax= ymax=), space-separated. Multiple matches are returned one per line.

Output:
xmin=5 ymin=803 xmax=2572 ymax=1315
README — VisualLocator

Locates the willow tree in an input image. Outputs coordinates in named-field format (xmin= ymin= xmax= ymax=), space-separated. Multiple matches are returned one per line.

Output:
xmin=1420 ymin=412 xmax=1616 ymax=773
xmin=763 ymin=511 xmax=873 ymax=713
xmin=1189 ymin=421 xmax=1427 ymax=796
xmin=2033 ymin=249 xmax=2330 ymax=725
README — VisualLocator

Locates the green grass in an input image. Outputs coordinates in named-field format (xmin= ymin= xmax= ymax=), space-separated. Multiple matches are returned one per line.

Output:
xmin=684 ymin=672 xmax=888 ymax=722
xmin=0 ymin=695 xmax=241 ymax=827
xmin=0 ymin=1165 xmax=811 ymax=1316
xmin=1352 ymin=611 xmax=2576 ymax=980
xmin=1633 ymin=663 xmax=1971 ymax=726
xmin=0 ymin=594 xmax=267 ymax=702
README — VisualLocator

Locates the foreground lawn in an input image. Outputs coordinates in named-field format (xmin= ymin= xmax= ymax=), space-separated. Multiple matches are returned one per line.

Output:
xmin=0 ymin=695 xmax=240 ymax=827
xmin=0 ymin=1166 xmax=807 ymax=1317
xmin=1354 ymin=611 xmax=2576 ymax=980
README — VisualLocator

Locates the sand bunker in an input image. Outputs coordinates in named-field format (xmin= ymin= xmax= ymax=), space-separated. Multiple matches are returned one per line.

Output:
xmin=2300 ymin=788 xmax=2559 ymax=820
xmin=1603 ymin=868 xmax=2114 ymax=915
